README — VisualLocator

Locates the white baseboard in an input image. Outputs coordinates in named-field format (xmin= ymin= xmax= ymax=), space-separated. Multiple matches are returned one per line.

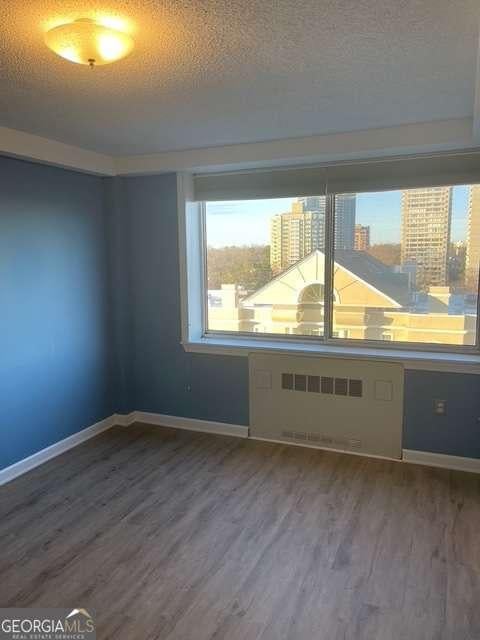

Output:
xmin=0 ymin=412 xmax=246 ymax=487
xmin=3 ymin=412 xmax=478 ymax=487
xmin=112 ymin=412 xmax=135 ymax=427
xmin=119 ymin=410 xmax=249 ymax=438
xmin=121 ymin=418 xmax=479 ymax=473
xmin=403 ymin=449 xmax=480 ymax=474
xmin=0 ymin=415 xmax=117 ymax=486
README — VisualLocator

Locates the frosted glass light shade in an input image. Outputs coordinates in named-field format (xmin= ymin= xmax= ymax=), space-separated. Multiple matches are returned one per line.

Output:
xmin=44 ymin=18 xmax=134 ymax=66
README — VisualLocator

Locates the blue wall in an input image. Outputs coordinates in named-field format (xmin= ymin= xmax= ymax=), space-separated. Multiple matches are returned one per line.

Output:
xmin=104 ymin=177 xmax=133 ymax=415
xmin=0 ymin=157 xmax=115 ymax=470
xmin=116 ymin=173 xmax=479 ymax=459
xmin=404 ymin=371 xmax=480 ymax=458
xmin=117 ymin=173 xmax=249 ymax=425
xmin=1 ymin=160 xmax=478 ymax=471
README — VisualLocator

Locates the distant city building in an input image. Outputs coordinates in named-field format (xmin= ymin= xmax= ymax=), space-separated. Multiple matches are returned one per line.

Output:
xmin=466 ymin=184 xmax=480 ymax=290
xmin=354 ymin=224 xmax=370 ymax=251
xmin=333 ymin=194 xmax=356 ymax=250
xmin=448 ymin=241 xmax=467 ymax=288
xmin=298 ymin=194 xmax=356 ymax=251
xmin=400 ymin=186 xmax=452 ymax=288
xmin=270 ymin=201 xmax=325 ymax=272
xmin=296 ymin=196 xmax=326 ymax=212
xmin=271 ymin=195 xmax=356 ymax=272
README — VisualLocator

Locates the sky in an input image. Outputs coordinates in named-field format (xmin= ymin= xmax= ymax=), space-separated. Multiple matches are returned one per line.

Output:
xmin=206 ymin=186 xmax=470 ymax=247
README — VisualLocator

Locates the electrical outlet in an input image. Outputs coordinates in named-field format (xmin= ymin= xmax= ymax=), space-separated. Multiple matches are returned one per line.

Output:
xmin=434 ymin=399 xmax=446 ymax=415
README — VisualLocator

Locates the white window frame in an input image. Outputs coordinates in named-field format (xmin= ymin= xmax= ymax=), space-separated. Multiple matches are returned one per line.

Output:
xmin=177 ymin=172 xmax=480 ymax=374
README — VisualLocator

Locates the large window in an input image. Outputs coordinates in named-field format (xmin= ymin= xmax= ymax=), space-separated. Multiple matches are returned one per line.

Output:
xmin=202 ymin=184 xmax=480 ymax=350
xmin=332 ymin=187 xmax=479 ymax=346
xmin=205 ymin=197 xmax=326 ymax=338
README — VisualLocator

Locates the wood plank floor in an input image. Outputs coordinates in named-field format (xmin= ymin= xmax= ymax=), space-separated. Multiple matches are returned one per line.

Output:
xmin=1 ymin=424 xmax=480 ymax=640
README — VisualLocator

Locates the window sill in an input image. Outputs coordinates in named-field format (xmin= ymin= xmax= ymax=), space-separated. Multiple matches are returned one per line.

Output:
xmin=182 ymin=336 xmax=480 ymax=374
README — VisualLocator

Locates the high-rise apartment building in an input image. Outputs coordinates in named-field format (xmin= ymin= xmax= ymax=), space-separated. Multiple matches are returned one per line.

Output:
xmin=354 ymin=224 xmax=370 ymax=251
xmin=333 ymin=193 xmax=356 ymax=250
xmin=466 ymin=184 xmax=480 ymax=291
xmin=270 ymin=194 xmax=357 ymax=273
xmin=400 ymin=187 xmax=452 ymax=288
xmin=298 ymin=194 xmax=356 ymax=251
xmin=270 ymin=201 xmax=325 ymax=272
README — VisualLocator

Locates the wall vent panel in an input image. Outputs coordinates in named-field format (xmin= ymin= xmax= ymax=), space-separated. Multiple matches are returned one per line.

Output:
xmin=307 ymin=375 xmax=320 ymax=393
xmin=250 ymin=354 xmax=403 ymax=459
xmin=321 ymin=376 xmax=334 ymax=394
xmin=295 ymin=431 xmax=307 ymax=440
xmin=294 ymin=374 xmax=307 ymax=391
xmin=334 ymin=378 xmax=348 ymax=396
xmin=349 ymin=379 xmax=363 ymax=397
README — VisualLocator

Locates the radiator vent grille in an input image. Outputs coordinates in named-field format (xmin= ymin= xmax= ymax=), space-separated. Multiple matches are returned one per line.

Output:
xmin=251 ymin=353 xmax=403 ymax=459
xmin=349 ymin=379 xmax=363 ymax=397
xmin=294 ymin=374 xmax=307 ymax=391
xmin=334 ymin=378 xmax=348 ymax=396
xmin=282 ymin=373 xmax=363 ymax=397
xmin=281 ymin=373 xmax=294 ymax=390
xmin=348 ymin=438 xmax=362 ymax=450
xmin=281 ymin=430 xmax=354 ymax=448
xmin=321 ymin=376 xmax=334 ymax=394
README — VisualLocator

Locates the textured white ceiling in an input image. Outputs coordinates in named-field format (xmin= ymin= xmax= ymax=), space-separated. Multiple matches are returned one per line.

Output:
xmin=1 ymin=0 xmax=479 ymax=155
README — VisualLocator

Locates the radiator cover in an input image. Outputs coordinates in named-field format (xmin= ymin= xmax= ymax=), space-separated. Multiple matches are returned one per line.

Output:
xmin=249 ymin=353 xmax=404 ymax=459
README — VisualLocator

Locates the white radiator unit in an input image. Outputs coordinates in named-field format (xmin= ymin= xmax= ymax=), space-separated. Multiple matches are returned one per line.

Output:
xmin=249 ymin=353 xmax=404 ymax=459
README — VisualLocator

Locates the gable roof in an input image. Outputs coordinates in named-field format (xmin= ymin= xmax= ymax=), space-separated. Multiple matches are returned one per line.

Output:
xmin=243 ymin=250 xmax=410 ymax=308
xmin=334 ymin=250 xmax=410 ymax=307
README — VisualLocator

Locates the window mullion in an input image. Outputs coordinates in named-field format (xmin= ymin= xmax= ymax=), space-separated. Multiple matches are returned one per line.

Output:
xmin=200 ymin=202 xmax=209 ymax=337
xmin=476 ymin=263 xmax=480 ymax=348
xmin=323 ymin=193 xmax=335 ymax=343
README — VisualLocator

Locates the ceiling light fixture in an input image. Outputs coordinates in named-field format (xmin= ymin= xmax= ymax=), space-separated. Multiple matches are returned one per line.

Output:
xmin=44 ymin=18 xmax=134 ymax=68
